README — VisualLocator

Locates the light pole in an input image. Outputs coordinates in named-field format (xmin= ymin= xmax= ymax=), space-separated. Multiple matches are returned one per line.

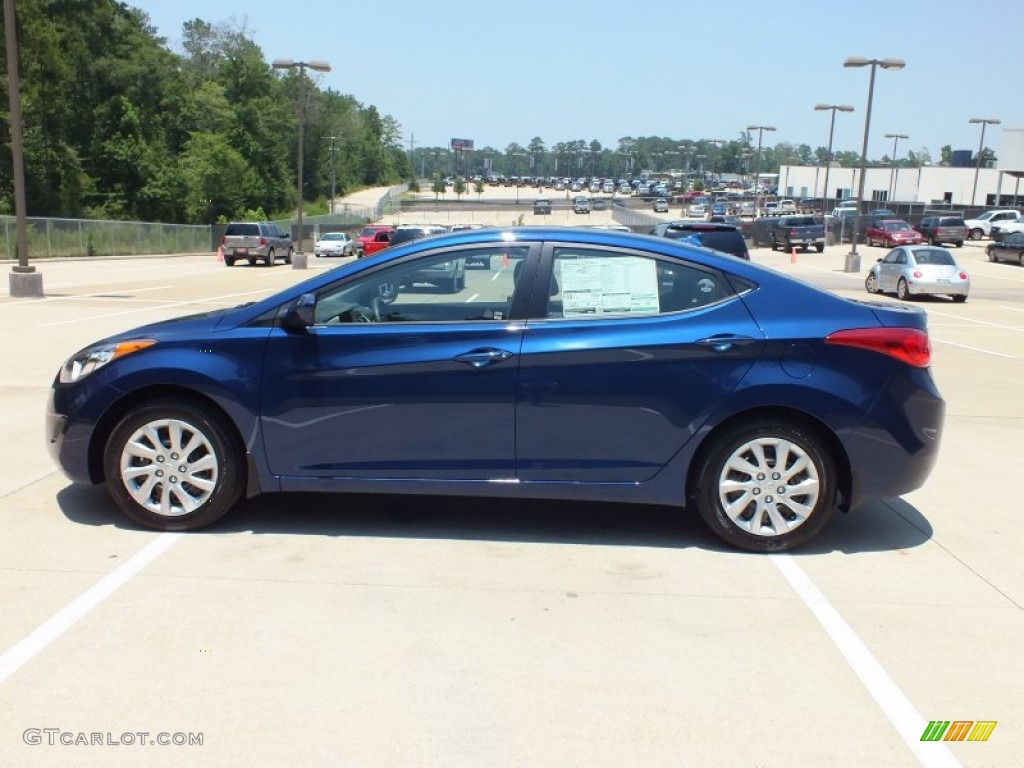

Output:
xmin=884 ymin=132 xmax=908 ymax=204
xmin=747 ymin=125 xmax=776 ymax=212
xmin=272 ymin=58 xmax=331 ymax=269
xmin=969 ymin=117 xmax=1000 ymax=207
xmin=323 ymin=133 xmax=340 ymax=214
xmin=706 ymin=139 xmax=726 ymax=183
xmin=815 ymin=104 xmax=854 ymax=216
xmin=4 ymin=0 xmax=42 ymax=296
xmin=843 ymin=56 xmax=905 ymax=272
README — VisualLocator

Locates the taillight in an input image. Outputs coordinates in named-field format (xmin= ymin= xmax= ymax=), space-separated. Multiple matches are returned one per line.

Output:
xmin=789 ymin=229 xmax=798 ymax=237
xmin=260 ymin=237 xmax=266 ymax=246
xmin=959 ymin=271 xmax=968 ymax=280
xmin=825 ymin=328 xmax=931 ymax=368
xmin=912 ymin=270 xmax=923 ymax=278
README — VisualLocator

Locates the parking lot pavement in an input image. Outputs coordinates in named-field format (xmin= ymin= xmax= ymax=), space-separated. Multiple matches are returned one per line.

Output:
xmin=1 ymin=241 xmax=1021 ymax=766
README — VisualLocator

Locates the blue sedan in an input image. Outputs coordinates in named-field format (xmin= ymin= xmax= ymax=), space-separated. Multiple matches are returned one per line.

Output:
xmin=47 ymin=227 xmax=944 ymax=551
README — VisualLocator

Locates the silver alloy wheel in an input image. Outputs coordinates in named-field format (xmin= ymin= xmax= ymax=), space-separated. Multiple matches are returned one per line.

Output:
xmin=119 ymin=418 xmax=219 ymax=517
xmin=716 ymin=436 xmax=820 ymax=537
xmin=865 ymin=273 xmax=878 ymax=293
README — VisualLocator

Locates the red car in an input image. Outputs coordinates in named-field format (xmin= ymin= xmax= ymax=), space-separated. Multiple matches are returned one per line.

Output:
xmin=866 ymin=219 xmax=924 ymax=248
xmin=356 ymin=225 xmax=395 ymax=258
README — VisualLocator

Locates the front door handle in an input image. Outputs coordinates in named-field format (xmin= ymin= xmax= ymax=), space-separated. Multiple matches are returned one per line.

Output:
xmin=695 ymin=334 xmax=758 ymax=353
xmin=454 ymin=348 xmax=514 ymax=368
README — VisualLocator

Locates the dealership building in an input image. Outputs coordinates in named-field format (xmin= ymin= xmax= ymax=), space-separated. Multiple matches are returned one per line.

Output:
xmin=775 ymin=127 xmax=1024 ymax=209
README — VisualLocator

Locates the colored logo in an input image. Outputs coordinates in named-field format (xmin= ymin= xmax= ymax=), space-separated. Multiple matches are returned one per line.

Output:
xmin=920 ymin=721 xmax=997 ymax=742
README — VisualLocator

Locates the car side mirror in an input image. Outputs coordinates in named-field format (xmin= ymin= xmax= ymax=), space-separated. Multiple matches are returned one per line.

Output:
xmin=281 ymin=293 xmax=316 ymax=332
xmin=876 ymin=258 xmax=882 ymax=263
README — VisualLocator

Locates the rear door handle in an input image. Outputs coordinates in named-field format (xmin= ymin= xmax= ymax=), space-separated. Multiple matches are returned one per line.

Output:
xmin=454 ymin=348 xmax=514 ymax=368
xmin=695 ymin=334 xmax=758 ymax=353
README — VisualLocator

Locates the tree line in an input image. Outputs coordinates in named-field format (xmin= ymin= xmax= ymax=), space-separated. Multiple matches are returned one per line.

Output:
xmin=0 ymin=1 xmax=411 ymax=224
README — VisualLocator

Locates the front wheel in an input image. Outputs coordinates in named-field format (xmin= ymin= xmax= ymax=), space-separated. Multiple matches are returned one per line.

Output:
xmin=969 ymin=228 xmax=984 ymax=241
xmin=952 ymin=294 xmax=968 ymax=303
xmin=815 ymin=244 xmax=824 ymax=253
xmin=865 ymin=273 xmax=880 ymax=294
xmin=693 ymin=420 xmax=836 ymax=552
xmin=103 ymin=400 xmax=244 ymax=531
xmin=284 ymin=247 xmax=293 ymax=264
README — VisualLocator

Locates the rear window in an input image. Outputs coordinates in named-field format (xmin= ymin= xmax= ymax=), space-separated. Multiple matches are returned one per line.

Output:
xmin=224 ymin=223 xmax=259 ymax=236
xmin=939 ymin=218 xmax=965 ymax=226
xmin=784 ymin=217 xmax=817 ymax=227
xmin=914 ymin=249 xmax=955 ymax=266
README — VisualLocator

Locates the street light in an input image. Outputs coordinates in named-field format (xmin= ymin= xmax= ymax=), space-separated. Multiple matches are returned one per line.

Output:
xmin=4 ymin=0 xmax=42 ymax=296
xmin=747 ymin=125 xmax=776 ymax=212
xmin=272 ymin=58 xmax=331 ymax=268
xmin=843 ymin=56 xmax=905 ymax=272
xmin=969 ymin=117 xmax=1000 ymax=207
xmin=884 ymin=132 xmax=908 ymax=204
xmin=815 ymin=104 xmax=854 ymax=216
xmin=706 ymin=139 xmax=726 ymax=182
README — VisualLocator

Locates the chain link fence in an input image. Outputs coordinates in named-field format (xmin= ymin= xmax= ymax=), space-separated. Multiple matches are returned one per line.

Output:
xmin=2 ymin=184 xmax=408 ymax=260
xmin=1 ymin=216 xmax=211 ymax=260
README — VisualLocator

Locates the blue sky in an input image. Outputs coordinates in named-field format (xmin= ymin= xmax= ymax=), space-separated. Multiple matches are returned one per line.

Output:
xmin=130 ymin=0 xmax=1022 ymax=162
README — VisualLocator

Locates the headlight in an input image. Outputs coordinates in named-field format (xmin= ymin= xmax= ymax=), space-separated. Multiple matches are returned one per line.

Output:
xmin=59 ymin=339 xmax=156 ymax=383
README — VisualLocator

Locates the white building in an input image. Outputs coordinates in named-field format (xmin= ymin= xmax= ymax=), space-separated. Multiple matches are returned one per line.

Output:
xmin=775 ymin=127 xmax=1024 ymax=209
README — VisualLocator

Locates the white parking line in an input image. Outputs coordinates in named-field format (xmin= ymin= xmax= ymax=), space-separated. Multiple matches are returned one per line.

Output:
xmin=0 ymin=285 xmax=174 ymax=306
xmin=465 ymin=294 xmax=479 ymax=303
xmin=772 ymin=554 xmax=961 ymax=768
xmin=38 ymin=289 xmax=273 ymax=328
xmin=932 ymin=338 xmax=1016 ymax=359
xmin=926 ymin=310 xmax=1024 ymax=334
xmin=0 ymin=533 xmax=182 ymax=685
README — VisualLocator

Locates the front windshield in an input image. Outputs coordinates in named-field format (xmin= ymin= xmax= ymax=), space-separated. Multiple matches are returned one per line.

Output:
xmin=322 ymin=233 xmax=344 ymax=240
xmin=976 ymin=212 xmax=994 ymax=221
xmin=885 ymin=222 xmax=911 ymax=231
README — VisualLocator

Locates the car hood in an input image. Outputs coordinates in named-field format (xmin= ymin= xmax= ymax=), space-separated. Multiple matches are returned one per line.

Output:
xmin=101 ymin=305 xmax=247 ymax=344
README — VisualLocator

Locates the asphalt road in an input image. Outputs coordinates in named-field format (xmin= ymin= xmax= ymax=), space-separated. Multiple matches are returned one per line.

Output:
xmin=0 ymin=221 xmax=1020 ymax=767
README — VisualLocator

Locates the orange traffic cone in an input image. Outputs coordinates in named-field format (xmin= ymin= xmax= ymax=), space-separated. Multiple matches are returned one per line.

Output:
xmin=502 ymin=253 xmax=509 ymax=267
xmin=790 ymin=246 xmax=797 ymax=264
xmin=217 ymin=245 xmax=224 ymax=262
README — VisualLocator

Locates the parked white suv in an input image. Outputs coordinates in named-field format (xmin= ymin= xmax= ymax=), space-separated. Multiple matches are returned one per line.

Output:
xmin=964 ymin=209 xmax=1021 ymax=240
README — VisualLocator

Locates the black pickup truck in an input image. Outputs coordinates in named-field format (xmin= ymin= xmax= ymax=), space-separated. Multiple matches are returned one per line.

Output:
xmin=771 ymin=215 xmax=826 ymax=253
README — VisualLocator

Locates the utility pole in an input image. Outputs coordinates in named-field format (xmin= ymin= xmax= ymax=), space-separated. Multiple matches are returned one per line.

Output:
xmin=323 ymin=134 xmax=339 ymax=214
xmin=408 ymin=133 xmax=416 ymax=180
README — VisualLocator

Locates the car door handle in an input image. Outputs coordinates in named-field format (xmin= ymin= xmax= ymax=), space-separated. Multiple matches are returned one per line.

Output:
xmin=454 ymin=348 xmax=514 ymax=368
xmin=695 ymin=334 xmax=759 ymax=352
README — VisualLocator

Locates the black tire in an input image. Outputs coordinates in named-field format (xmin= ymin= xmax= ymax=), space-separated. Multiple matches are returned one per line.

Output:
xmin=770 ymin=239 xmax=778 ymax=252
xmin=955 ymin=241 xmax=963 ymax=248
xmin=224 ymin=257 xmax=236 ymax=267
xmin=969 ymin=228 xmax=984 ymax=241
xmin=952 ymin=294 xmax=967 ymax=303
xmin=897 ymin=278 xmax=911 ymax=301
xmin=265 ymin=248 xmax=276 ymax=266
xmin=692 ymin=420 xmax=837 ymax=552
xmin=103 ymin=400 xmax=244 ymax=531
xmin=864 ymin=273 xmax=880 ymax=294
xmin=284 ymin=247 xmax=293 ymax=265
xmin=987 ymin=248 xmax=996 ymax=262
xmin=815 ymin=244 xmax=824 ymax=253
xmin=247 ymin=257 xmax=256 ymax=266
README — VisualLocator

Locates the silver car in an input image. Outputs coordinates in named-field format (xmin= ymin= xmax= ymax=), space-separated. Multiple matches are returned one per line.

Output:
xmin=313 ymin=232 xmax=357 ymax=258
xmin=865 ymin=245 xmax=969 ymax=303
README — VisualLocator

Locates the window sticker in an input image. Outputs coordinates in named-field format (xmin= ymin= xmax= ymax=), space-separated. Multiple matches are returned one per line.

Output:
xmin=559 ymin=256 xmax=660 ymax=316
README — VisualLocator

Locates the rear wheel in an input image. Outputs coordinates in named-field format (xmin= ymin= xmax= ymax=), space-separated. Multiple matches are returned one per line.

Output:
xmin=224 ymin=257 xmax=235 ymax=267
xmin=265 ymin=248 xmax=276 ymax=266
xmin=103 ymin=400 xmax=244 ymax=531
xmin=693 ymin=420 xmax=836 ymax=552
xmin=284 ymin=247 xmax=293 ymax=265
xmin=952 ymin=295 xmax=968 ymax=303
xmin=247 ymin=257 xmax=256 ymax=266
xmin=897 ymin=278 xmax=911 ymax=300
xmin=815 ymin=244 xmax=824 ymax=253
xmin=955 ymin=241 xmax=964 ymax=248
xmin=969 ymin=228 xmax=984 ymax=240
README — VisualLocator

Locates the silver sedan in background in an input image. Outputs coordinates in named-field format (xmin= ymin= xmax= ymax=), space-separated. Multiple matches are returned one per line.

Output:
xmin=865 ymin=245 xmax=969 ymax=302
xmin=314 ymin=231 xmax=359 ymax=258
